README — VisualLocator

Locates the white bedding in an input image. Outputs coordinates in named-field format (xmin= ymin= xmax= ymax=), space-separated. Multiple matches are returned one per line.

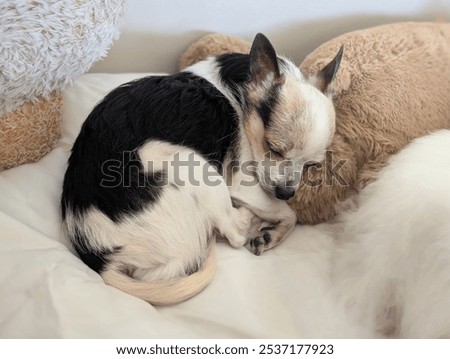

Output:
xmin=0 ymin=74 xmax=450 ymax=338
xmin=0 ymin=73 xmax=369 ymax=338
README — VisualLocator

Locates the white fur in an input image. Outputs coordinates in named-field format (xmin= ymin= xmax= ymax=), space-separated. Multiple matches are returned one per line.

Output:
xmin=333 ymin=130 xmax=450 ymax=338
xmin=297 ymin=85 xmax=336 ymax=161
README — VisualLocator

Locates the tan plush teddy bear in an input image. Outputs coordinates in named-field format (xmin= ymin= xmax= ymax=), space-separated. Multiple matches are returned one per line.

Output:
xmin=178 ymin=22 xmax=450 ymax=224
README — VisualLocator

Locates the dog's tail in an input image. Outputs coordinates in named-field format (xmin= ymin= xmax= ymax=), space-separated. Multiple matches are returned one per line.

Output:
xmin=101 ymin=242 xmax=216 ymax=306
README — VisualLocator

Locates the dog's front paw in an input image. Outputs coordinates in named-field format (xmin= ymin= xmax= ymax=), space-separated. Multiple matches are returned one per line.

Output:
xmin=245 ymin=231 xmax=272 ymax=256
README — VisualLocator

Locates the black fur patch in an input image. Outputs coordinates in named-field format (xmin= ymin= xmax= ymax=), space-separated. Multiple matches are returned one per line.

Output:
xmin=62 ymin=147 xmax=166 ymax=223
xmin=77 ymin=250 xmax=113 ymax=273
xmin=216 ymin=53 xmax=251 ymax=105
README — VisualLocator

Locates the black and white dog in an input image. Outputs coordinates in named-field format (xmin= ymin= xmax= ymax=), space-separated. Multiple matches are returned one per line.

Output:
xmin=61 ymin=34 xmax=342 ymax=305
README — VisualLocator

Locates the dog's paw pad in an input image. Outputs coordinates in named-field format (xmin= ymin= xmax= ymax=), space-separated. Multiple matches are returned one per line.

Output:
xmin=246 ymin=231 xmax=271 ymax=256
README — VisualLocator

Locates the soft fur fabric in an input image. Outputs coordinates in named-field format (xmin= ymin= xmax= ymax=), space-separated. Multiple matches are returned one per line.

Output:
xmin=0 ymin=0 xmax=125 ymax=171
xmin=0 ymin=0 xmax=125 ymax=113
xmin=0 ymin=93 xmax=62 ymax=171
xmin=333 ymin=129 xmax=450 ymax=338
xmin=178 ymin=22 xmax=450 ymax=224
xmin=293 ymin=22 xmax=450 ymax=224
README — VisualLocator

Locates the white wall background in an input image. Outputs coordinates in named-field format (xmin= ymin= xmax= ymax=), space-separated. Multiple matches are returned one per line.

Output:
xmin=90 ymin=0 xmax=450 ymax=74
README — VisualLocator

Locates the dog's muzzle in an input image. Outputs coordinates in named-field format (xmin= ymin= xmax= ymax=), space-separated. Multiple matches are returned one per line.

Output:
xmin=275 ymin=184 xmax=295 ymax=200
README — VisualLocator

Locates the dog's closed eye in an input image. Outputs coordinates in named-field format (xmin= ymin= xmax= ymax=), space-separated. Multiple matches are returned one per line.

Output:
xmin=266 ymin=142 xmax=284 ymax=158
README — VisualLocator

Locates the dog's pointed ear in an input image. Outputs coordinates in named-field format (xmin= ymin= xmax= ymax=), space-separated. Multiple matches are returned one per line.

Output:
xmin=249 ymin=33 xmax=280 ymax=84
xmin=315 ymin=45 xmax=344 ymax=94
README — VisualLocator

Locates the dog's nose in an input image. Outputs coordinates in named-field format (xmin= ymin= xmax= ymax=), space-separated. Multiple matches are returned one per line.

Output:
xmin=275 ymin=185 xmax=295 ymax=200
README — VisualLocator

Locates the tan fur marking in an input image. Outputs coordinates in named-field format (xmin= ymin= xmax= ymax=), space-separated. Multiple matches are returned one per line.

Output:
xmin=267 ymin=78 xmax=309 ymax=154
xmin=244 ymin=109 xmax=267 ymax=160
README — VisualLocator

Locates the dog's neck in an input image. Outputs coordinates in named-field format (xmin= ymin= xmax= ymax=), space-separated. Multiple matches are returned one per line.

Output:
xmin=184 ymin=57 xmax=245 ymax=120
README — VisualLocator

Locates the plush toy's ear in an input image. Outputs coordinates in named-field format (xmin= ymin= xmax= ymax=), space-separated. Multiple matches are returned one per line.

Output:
xmin=315 ymin=45 xmax=344 ymax=93
xmin=249 ymin=33 xmax=281 ymax=85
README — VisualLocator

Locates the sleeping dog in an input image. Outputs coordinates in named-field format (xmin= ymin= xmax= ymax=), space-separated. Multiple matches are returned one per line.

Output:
xmin=61 ymin=34 xmax=342 ymax=305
